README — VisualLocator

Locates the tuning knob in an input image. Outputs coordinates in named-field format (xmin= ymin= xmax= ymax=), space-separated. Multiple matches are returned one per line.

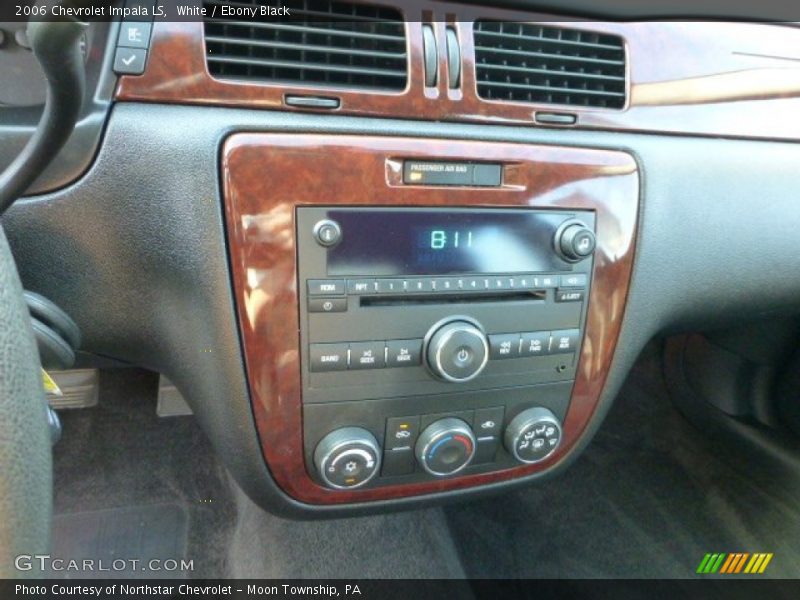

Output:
xmin=504 ymin=407 xmax=563 ymax=464
xmin=314 ymin=427 xmax=381 ymax=489
xmin=425 ymin=319 xmax=489 ymax=383
xmin=555 ymin=220 xmax=596 ymax=262
xmin=416 ymin=417 xmax=476 ymax=477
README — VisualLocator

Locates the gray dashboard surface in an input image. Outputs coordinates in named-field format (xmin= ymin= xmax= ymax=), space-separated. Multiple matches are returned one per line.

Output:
xmin=3 ymin=103 xmax=800 ymax=517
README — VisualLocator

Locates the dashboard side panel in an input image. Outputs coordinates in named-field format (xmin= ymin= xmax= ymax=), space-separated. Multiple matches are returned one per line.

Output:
xmin=116 ymin=16 xmax=800 ymax=141
xmin=222 ymin=135 xmax=639 ymax=503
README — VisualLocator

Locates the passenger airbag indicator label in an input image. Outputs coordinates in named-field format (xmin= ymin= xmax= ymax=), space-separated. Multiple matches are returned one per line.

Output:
xmin=403 ymin=161 xmax=502 ymax=187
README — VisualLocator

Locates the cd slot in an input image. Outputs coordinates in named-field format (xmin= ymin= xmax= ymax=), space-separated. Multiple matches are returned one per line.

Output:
xmin=360 ymin=290 xmax=546 ymax=307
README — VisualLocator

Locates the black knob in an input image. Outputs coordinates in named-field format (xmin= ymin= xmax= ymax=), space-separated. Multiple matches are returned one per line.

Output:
xmin=555 ymin=221 xmax=596 ymax=262
xmin=425 ymin=319 xmax=489 ymax=383
xmin=416 ymin=418 xmax=476 ymax=477
xmin=313 ymin=427 xmax=380 ymax=489
xmin=313 ymin=219 xmax=342 ymax=247
xmin=504 ymin=407 xmax=563 ymax=464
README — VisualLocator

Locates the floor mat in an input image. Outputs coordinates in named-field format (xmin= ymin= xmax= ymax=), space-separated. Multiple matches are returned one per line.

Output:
xmin=443 ymin=343 xmax=800 ymax=579
xmin=52 ymin=369 xmax=237 ymax=578
xmin=51 ymin=504 xmax=188 ymax=579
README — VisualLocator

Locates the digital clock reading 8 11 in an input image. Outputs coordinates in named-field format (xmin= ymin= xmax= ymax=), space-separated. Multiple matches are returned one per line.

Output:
xmin=428 ymin=229 xmax=473 ymax=250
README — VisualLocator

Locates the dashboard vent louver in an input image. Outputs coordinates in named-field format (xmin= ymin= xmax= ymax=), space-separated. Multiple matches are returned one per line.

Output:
xmin=203 ymin=0 xmax=408 ymax=91
xmin=474 ymin=21 xmax=627 ymax=109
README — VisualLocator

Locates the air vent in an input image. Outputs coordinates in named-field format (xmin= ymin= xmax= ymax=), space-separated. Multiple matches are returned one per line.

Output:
xmin=474 ymin=21 xmax=626 ymax=109
xmin=203 ymin=0 xmax=408 ymax=91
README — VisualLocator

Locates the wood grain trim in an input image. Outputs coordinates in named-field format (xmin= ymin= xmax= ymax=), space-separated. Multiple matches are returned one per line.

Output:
xmin=117 ymin=5 xmax=800 ymax=141
xmin=222 ymin=134 xmax=639 ymax=504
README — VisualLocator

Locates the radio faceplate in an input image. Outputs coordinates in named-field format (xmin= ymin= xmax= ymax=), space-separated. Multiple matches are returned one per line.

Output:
xmin=297 ymin=207 xmax=595 ymax=488
xmin=222 ymin=133 xmax=639 ymax=506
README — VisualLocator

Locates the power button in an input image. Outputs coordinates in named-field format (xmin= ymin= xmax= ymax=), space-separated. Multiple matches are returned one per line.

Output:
xmin=313 ymin=219 xmax=342 ymax=247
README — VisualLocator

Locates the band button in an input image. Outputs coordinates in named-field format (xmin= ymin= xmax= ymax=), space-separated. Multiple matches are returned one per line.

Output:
xmin=309 ymin=343 xmax=349 ymax=372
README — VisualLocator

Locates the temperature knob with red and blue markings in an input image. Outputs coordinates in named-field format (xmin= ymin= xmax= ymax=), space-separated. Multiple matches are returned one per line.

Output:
xmin=415 ymin=417 xmax=477 ymax=477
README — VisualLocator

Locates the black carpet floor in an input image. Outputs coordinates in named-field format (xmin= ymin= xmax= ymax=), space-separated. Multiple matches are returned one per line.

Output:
xmin=51 ymin=348 xmax=800 ymax=579
xmin=52 ymin=369 xmax=237 ymax=578
xmin=443 ymin=345 xmax=800 ymax=579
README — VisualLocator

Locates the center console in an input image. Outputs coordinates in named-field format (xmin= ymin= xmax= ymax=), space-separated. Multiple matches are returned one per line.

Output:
xmin=222 ymin=134 xmax=639 ymax=505
xmin=298 ymin=207 xmax=595 ymax=489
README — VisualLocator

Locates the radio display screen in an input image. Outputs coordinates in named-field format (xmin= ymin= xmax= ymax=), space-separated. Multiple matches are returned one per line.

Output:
xmin=325 ymin=209 xmax=573 ymax=276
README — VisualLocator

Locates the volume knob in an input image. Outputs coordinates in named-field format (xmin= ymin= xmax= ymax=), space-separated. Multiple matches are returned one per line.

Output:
xmin=425 ymin=319 xmax=489 ymax=383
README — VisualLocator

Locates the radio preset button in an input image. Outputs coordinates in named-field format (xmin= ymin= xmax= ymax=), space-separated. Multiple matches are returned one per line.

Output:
xmin=463 ymin=277 xmax=486 ymax=292
xmin=514 ymin=275 xmax=537 ymax=290
xmin=550 ymin=329 xmax=580 ymax=354
xmin=488 ymin=277 xmax=513 ymax=291
xmin=308 ymin=279 xmax=345 ymax=296
xmin=435 ymin=278 xmax=459 ymax=293
xmin=534 ymin=275 xmax=558 ymax=288
xmin=308 ymin=298 xmax=347 ymax=313
xmin=386 ymin=339 xmax=423 ymax=368
xmin=408 ymin=278 xmax=433 ymax=293
xmin=349 ymin=341 xmax=386 ymax=370
xmin=489 ymin=333 xmax=522 ymax=359
xmin=556 ymin=290 xmax=585 ymax=303
xmin=347 ymin=279 xmax=376 ymax=295
xmin=376 ymin=279 xmax=407 ymax=294
xmin=309 ymin=343 xmax=349 ymax=372
xmin=520 ymin=331 xmax=551 ymax=356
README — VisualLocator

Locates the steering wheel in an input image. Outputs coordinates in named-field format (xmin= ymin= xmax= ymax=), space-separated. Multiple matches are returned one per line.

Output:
xmin=0 ymin=226 xmax=52 ymax=577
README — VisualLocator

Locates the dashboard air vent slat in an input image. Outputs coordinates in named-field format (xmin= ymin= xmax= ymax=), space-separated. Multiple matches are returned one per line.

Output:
xmin=203 ymin=0 xmax=408 ymax=91
xmin=474 ymin=21 xmax=627 ymax=109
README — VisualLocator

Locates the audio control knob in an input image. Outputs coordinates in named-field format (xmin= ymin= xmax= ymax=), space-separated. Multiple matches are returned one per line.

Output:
xmin=555 ymin=221 xmax=596 ymax=262
xmin=425 ymin=319 xmax=489 ymax=382
xmin=504 ymin=407 xmax=563 ymax=464
xmin=416 ymin=418 xmax=476 ymax=477
xmin=314 ymin=427 xmax=381 ymax=489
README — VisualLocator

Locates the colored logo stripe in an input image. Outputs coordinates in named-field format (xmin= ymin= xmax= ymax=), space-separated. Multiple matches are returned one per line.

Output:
xmin=697 ymin=553 xmax=773 ymax=575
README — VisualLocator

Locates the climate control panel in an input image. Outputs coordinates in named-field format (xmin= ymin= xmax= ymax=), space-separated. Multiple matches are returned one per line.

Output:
xmin=311 ymin=406 xmax=563 ymax=489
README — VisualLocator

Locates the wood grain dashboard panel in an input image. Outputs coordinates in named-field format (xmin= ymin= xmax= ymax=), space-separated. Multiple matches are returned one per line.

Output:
xmin=117 ymin=3 xmax=800 ymax=141
xmin=222 ymin=134 xmax=639 ymax=504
